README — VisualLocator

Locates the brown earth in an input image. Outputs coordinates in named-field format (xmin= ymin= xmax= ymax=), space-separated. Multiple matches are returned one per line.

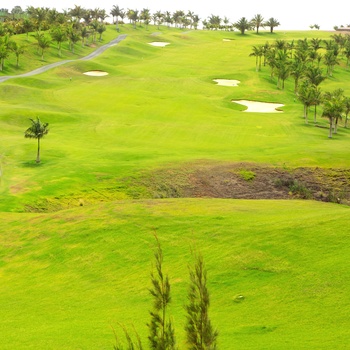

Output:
xmin=141 ymin=162 xmax=350 ymax=205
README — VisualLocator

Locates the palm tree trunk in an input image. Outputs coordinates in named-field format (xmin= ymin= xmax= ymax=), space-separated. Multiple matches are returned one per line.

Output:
xmin=314 ymin=106 xmax=317 ymax=123
xmin=36 ymin=138 xmax=41 ymax=163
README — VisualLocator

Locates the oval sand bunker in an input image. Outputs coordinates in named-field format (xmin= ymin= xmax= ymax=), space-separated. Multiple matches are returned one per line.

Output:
xmin=83 ymin=70 xmax=109 ymax=76
xmin=232 ymin=100 xmax=284 ymax=113
xmin=214 ymin=79 xmax=240 ymax=87
xmin=148 ymin=42 xmax=170 ymax=47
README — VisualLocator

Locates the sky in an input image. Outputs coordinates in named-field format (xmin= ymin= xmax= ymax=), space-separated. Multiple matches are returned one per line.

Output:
xmin=1 ymin=0 xmax=349 ymax=31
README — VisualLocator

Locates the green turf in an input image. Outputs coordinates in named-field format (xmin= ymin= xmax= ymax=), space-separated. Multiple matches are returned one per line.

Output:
xmin=1 ymin=25 xmax=350 ymax=349
xmin=1 ymin=199 xmax=350 ymax=349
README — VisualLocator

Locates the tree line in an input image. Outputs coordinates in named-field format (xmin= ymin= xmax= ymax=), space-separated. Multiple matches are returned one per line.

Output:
xmin=113 ymin=236 xmax=218 ymax=350
xmin=0 ymin=6 xmax=282 ymax=71
xmin=250 ymin=34 xmax=350 ymax=138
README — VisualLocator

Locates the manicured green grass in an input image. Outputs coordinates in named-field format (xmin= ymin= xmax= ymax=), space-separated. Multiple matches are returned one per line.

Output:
xmin=1 ymin=25 xmax=350 ymax=349
xmin=0 ymin=25 xmax=347 ymax=211
xmin=1 ymin=199 xmax=350 ymax=349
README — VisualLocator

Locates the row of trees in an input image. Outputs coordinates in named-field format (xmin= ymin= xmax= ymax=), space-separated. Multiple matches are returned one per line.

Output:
xmin=250 ymin=34 xmax=350 ymax=137
xmin=114 ymin=238 xmax=218 ymax=349
xmin=203 ymin=14 xmax=280 ymax=34
xmin=0 ymin=5 xmax=281 ymax=34
xmin=0 ymin=6 xmax=110 ymax=69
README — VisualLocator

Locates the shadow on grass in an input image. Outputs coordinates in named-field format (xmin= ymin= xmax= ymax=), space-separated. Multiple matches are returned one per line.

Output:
xmin=21 ymin=161 xmax=43 ymax=168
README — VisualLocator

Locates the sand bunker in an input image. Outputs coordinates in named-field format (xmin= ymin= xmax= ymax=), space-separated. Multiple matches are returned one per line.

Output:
xmin=214 ymin=79 xmax=240 ymax=87
xmin=148 ymin=42 xmax=170 ymax=47
xmin=232 ymin=100 xmax=284 ymax=113
xmin=223 ymin=39 xmax=232 ymax=42
xmin=83 ymin=70 xmax=109 ymax=76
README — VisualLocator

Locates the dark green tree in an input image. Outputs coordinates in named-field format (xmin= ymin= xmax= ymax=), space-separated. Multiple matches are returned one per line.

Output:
xmin=148 ymin=237 xmax=176 ymax=350
xmin=233 ymin=17 xmax=252 ymax=34
xmin=185 ymin=253 xmax=218 ymax=350
xmin=264 ymin=17 xmax=280 ymax=33
xmin=24 ymin=117 xmax=49 ymax=163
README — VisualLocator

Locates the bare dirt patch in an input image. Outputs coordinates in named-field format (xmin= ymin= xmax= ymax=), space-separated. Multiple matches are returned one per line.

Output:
xmin=136 ymin=162 xmax=350 ymax=205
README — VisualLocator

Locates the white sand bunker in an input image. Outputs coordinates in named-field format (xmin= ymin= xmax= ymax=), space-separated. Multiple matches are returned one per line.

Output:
xmin=223 ymin=39 xmax=232 ymax=42
xmin=83 ymin=70 xmax=109 ymax=76
xmin=148 ymin=42 xmax=170 ymax=47
xmin=232 ymin=100 xmax=284 ymax=113
xmin=214 ymin=79 xmax=240 ymax=87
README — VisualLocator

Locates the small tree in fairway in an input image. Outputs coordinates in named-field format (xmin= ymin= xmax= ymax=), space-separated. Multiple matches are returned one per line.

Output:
xmin=24 ymin=117 xmax=49 ymax=163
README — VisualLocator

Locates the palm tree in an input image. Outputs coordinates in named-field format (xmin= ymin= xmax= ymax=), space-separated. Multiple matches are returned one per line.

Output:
xmin=274 ymin=49 xmax=290 ymax=89
xmin=251 ymin=14 xmax=264 ymax=34
xmin=264 ymin=17 xmax=280 ymax=33
xmin=9 ymin=41 xmax=24 ymax=67
xmin=250 ymin=45 xmax=263 ymax=71
xmin=110 ymin=5 xmax=123 ymax=30
xmin=322 ymin=89 xmax=345 ymax=138
xmin=67 ymin=29 xmax=81 ymax=53
xmin=69 ymin=5 xmax=85 ymax=22
xmin=96 ymin=23 xmax=106 ymax=41
xmin=298 ymin=80 xmax=315 ymax=124
xmin=163 ymin=11 xmax=172 ymax=28
xmin=311 ymin=86 xmax=322 ymax=123
xmin=22 ymin=18 xmax=33 ymax=40
xmin=0 ymin=43 xmax=9 ymax=71
xmin=343 ymin=97 xmax=350 ymax=128
xmin=37 ymin=34 xmax=51 ymax=59
xmin=233 ymin=17 xmax=252 ymax=34
xmin=323 ymin=50 xmax=339 ymax=76
xmin=290 ymin=59 xmax=305 ymax=93
xmin=304 ymin=65 xmax=326 ymax=86
xmin=24 ymin=117 xmax=49 ymax=163
xmin=80 ymin=26 xmax=89 ymax=46
xmin=50 ymin=25 xmax=67 ymax=57
xmin=310 ymin=38 xmax=322 ymax=52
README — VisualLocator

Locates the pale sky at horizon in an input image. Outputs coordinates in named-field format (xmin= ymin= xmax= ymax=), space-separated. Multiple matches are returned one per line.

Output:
xmin=1 ymin=0 xmax=349 ymax=31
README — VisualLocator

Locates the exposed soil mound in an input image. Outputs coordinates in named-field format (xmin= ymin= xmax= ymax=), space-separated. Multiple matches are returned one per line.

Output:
xmin=141 ymin=162 xmax=350 ymax=205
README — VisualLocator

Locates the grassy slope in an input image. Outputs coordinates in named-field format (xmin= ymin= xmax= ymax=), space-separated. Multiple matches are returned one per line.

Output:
xmin=1 ymin=26 xmax=349 ymax=211
xmin=1 ymin=25 xmax=350 ymax=349
xmin=1 ymin=199 xmax=350 ymax=349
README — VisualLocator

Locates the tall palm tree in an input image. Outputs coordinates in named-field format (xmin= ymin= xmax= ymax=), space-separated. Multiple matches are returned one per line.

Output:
xmin=250 ymin=45 xmax=263 ymax=71
xmin=24 ymin=117 xmax=49 ymax=163
xmin=110 ymin=5 xmax=123 ymax=30
xmin=251 ymin=14 xmax=264 ymax=34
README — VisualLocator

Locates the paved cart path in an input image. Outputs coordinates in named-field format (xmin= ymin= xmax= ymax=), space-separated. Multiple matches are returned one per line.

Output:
xmin=0 ymin=34 xmax=127 ymax=83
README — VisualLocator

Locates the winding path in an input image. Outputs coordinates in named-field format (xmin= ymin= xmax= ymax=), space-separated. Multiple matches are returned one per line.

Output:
xmin=0 ymin=34 xmax=127 ymax=84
